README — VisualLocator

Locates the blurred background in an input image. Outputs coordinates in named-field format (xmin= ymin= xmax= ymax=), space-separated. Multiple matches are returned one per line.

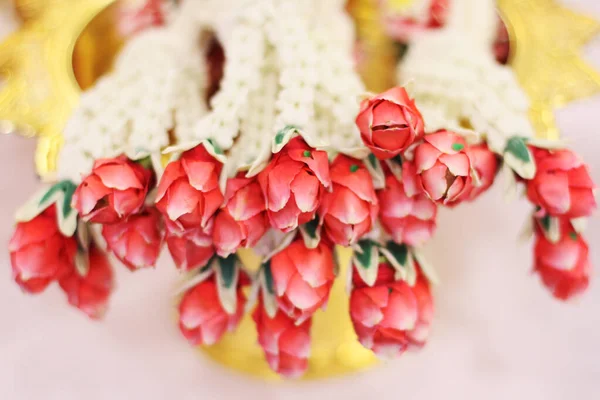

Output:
xmin=1 ymin=0 xmax=599 ymax=399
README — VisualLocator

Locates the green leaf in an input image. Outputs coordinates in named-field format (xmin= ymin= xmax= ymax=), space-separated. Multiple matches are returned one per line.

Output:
xmin=391 ymin=155 xmax=403 ymax=167
xmin=569 ymin=232 xmax=578 ymax=241
xmin=218 ymin=254 xmax=238 ymax=288
xmin=385 ymin=241 xmax=408 ymax=266
xmin=39 ymin=180 xmax=77 ymax=219
xmin=452 ymin=143 xmax=465 ymax=151
xmin=263 ymin=261 xmax=275 ymax=295
xmin=505 ymin=137 xmax=531 ymax=163
xmin=539 ymin=215 xmax=551 ymax=232
xmin=355 ymin=240 xmax=376 ymax=269
xmin=39 ymin=181 xmax=76 ymax=208
xmin=350 ymin=164 xmax=359 ymax=173
xmin=136 ymin=156 xmax=153 ymax=170
xmin=275 ymin=125 xmax=298 ymax=145
xmin=206 ymin=138 xmax=224 ymax=155
xmin=367 ymin=153 xmax=379 ymax=169
xmin=303 ymin=218 xmax=319 ymax=239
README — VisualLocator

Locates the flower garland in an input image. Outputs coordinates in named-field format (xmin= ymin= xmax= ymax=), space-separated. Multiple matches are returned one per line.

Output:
xmin=7 ymin=0 xmax=597 ymax=380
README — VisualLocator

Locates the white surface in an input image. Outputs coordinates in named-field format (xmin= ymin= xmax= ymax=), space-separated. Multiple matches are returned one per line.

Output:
xmin=1 ymin=1 xmax=600 ymax=399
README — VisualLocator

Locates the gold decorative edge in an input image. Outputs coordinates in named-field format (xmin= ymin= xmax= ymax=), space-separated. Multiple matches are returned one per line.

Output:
xmin=0 ymin=0 xmax=116 ymax=178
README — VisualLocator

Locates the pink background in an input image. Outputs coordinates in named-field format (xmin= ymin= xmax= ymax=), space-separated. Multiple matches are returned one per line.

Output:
xmin=1 ymin=1 xmax=599 ymax=399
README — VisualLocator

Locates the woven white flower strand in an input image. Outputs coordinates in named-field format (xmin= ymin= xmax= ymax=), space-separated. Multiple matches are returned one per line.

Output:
xmin=58 ymin=21 xmax=208 ymax=182
xmin=397 ymin=0 xmax=535 ymax=154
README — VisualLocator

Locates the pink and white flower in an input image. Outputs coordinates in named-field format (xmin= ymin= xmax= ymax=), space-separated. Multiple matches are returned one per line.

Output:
xmin=319 ymin=155 xmax=379 ymax=246
xmin=212 ymin=175 xmax=269 ymax=257
xmin=350 ymin=264 xmax=434 ymax=358
xmin=461 ymin=144 xmax=499 ymax=202
xmin=102 ymin=208 xmax=164 ymax=271
xmin=9 ymin=205 xmax=77 ymax=293
xmin=258 ymin=137 xmax=331 ymax=232
xmin=165 ymin=220 xmax=215 ymax=272
xmin=156 ymin=145 xmax=224 ymax=232
xmin=59 ymin=246 xmax=114 ymax=320
xmin=270 ymin=240 xmax=336 ymax=322
xmin=527 ymin=148 xmax=596 ymax=218
xmin=253 ymin=302 xmax=312 ymax=379
xmin=383 ymin=0 xmax=450 ymax=42
xmin=414 ymin=130 xmax=472 ymax=205
xmin=178 ymin=276 xmax=246 ymax=346
xmin=72 ymin=156 xmax=152 ymax=224
xmin=378 ymin=163 xmax=437 ymax=246
xmin=534 ymin=218 xmax=590 ymax=301
xmin=356 ymin=87 xmax=424 ymax=160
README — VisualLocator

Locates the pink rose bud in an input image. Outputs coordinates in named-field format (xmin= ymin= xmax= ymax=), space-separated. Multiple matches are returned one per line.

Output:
xmin=461 ymin=144 xmax=499 ymax=202
xmin=253 ymin=302 xmax=312 ymax=379
xmin=384 ymin=0 xmax=449 ymax=41
xmin=534 ymin=218 xmax=590 ymax=301
xmin=59 ymin=246 xmax=114 ymax=320
xmin=258 ymin=137 xmax=331 ymax=232
xmin=378 ymin=167 xmax=437 ymax=247
xmin=356 ymin=86 xmax=424 ymax=160
xmin=212 ymin=175 xmax=269 ymax=257
xmin=117 ymin=0 xmax=166 ymax=37
xmin=73 ymin=156 xmax=152 ymax=224
xmin=178 ymin=276 xmax=246 ymax=346
xmin=102 ymin=208 xmax=165 ymax=271
xmin=350 ymin=264 xmax=434 ymax=358
xmin=414 ymin=130 xmax=473 ymax=205
xmin=9 ymin=205 xmax=77 ymax=294
xmin=156 ymin=145 xmax=224 ymax=232
xmin=527 ymin=148 xmax=597 ymax=218
xmin=319 ymin=155 xmax=379 ymax=246
xmin=165 ymin=220 xmax=215 ymax=272
xmin=271 ymin=240 xmax=335 ymax=322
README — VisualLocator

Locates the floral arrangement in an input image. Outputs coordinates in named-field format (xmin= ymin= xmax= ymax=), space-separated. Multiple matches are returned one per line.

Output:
xmin=7 ymin=0 xmax=597 ymax=380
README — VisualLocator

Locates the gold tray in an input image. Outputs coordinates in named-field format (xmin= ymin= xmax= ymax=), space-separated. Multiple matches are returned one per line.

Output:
xmin=1 ymin=0 xmax=599 ymax=380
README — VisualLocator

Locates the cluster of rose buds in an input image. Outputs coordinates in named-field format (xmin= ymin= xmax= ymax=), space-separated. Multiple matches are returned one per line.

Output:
xmin=9 ymin=82 xmax=596 ymax=379
xmin=523 ymin=148 xmax=596 ymax=300
xmin=117 ymin=0 xmax=169 ymax=38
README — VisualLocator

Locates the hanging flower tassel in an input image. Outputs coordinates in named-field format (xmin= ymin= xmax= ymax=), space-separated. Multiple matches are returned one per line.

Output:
xmin=72 ymin=156 xmax=153 ymax=224
xmin=269 ymin=239 xmax=336 ymax=324
xmin=9 ymin=205 xmax=77 ymax=293
xmin=253 ymin=299 xmax=312 ymax=379
xmin=350 ymin=263 xmax=434 ymax=358
xmin=59 ymin=245 xmax=114 ymax=320
xmin=102 ymin=208 xmax=165 ymax=271
xmin=178 ymin=271 xmax=247 ymax=345
xmin=533 ymin=217 xmax=591 ymax=301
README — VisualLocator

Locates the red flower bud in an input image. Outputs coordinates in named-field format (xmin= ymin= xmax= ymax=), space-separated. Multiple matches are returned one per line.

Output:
xmin=414 ymin=130 xmax=472 ymax=205
xmin=527 ymin=148 xmax=596 ymax=218
xmin=271 ymin=240 xmax=335 ymax=322
xmin=258 ymin=137 xmax=331 ymax=232
xmin=378 ymin=164 xmax=437 ymax=246
xmin=156 ymin=145 xmax=224 ymax=232
xmin=212 ymin=175 xmax=269 ymax=257
xmin=9 ymin=205 xmax=77 ymax=293
xmin=73 ymin=156 xmax=152 ymax=224
xmin=320 ymin=155 xmax=379 ymax=246
xmin=534 ymin=218 xmax=590 ymax=301
xmin=253 ymin=303 xmax=312 ymax=379
xmin=350 ymin=264 xmax=434 ymax=358
xmin=102 ymin=208 xmax=164 ymax=271
xmin=165 ymin=220 xmax=215 ymax=272
xmin=356 ymin=87 xmax=424 ymax=160
xmin=59 ymin=246 xmax=114 ymax=320
xmin=178 ymin=277 xmax=246 ymax=346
